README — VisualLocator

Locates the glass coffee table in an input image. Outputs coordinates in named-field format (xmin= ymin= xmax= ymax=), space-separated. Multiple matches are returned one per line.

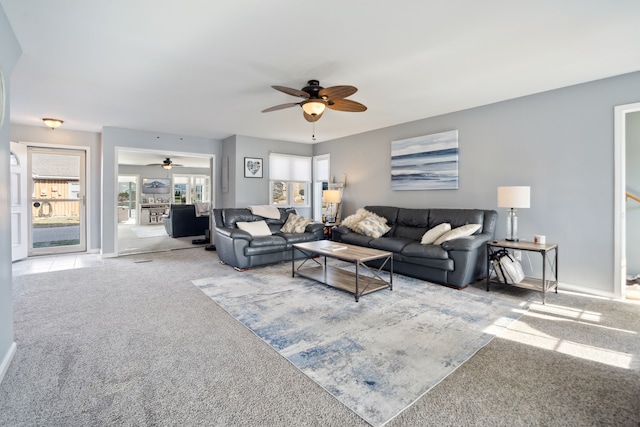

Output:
xmin=292 ymin=240 xmax=393 ymax=302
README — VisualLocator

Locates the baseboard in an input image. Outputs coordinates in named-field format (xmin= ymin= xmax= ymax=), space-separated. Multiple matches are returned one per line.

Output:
xmin=0 ymin=342 xmax=17 ymax=384
xmin=100 ymin=251 xmax=118 ymax=258
xmin=558 ymin=281 xmax=616 ymax=299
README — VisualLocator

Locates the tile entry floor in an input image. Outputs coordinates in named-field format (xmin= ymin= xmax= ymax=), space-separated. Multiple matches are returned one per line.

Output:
xmin=12 ymin=253 xmax=104 ymax=277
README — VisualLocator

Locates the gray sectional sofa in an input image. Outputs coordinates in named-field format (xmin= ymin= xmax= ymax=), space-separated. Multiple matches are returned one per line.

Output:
xmin=212 ymin=207 xmax=324 ymax=270
xmin=331 ymin=206 xmax=498 ymax=289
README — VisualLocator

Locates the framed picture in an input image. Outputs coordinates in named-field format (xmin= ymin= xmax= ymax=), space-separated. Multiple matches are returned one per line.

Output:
xmin=244 ymin=157 xmax=263 ymax=178
xmin=391 ymin=130 xmax=459 ymax=190
xmin=148 ymin=197 xmax=154 ymax=203
xmin=142 ymin=178 xmax=171 ymax=194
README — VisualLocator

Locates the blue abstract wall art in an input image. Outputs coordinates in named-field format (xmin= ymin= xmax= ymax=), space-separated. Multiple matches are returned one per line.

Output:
xmin=391 ymin=130 xmax=459 ymax=190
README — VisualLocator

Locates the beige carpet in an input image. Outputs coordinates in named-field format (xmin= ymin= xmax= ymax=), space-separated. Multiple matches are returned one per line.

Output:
xmin=2 ymin=249 xmax=639 ymax=426
xmin=117 ymin=222 xmax=203 ymax=255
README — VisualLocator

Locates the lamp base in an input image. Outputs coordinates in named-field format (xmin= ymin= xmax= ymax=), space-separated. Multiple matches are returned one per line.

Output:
xmin=505 ymin=238 xmax=519 ymax=242
xmin=506 ymin=208 xmax=519 ymax=242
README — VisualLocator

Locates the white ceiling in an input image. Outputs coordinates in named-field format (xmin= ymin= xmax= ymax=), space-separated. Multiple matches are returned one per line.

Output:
xmin=2 ymin=1 xmax=640 ymax=144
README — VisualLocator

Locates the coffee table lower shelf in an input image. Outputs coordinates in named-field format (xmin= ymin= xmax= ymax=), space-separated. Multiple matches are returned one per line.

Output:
xmin=296 ymin=265 xmax=391 ymax=298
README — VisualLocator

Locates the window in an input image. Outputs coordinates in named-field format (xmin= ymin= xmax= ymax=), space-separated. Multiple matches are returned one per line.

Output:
xmin=313 ymin=154 xmax=330 ymax=220
xmin=172 ymin=175 xmax=210 ymax=204
xmin=269 ymin=153 xmax=311 ymax=207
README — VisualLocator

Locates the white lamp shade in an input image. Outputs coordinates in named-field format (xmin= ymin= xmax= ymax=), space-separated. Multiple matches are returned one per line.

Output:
xmin=497 ymin=186 xmax=530 ymax=208
xmin=322 ymin=190 xmax=341 ymax=203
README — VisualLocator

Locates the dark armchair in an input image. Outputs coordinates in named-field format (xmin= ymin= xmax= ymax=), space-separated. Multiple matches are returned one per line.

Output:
xmin=163 ymin=204 xmax=210 ymax=238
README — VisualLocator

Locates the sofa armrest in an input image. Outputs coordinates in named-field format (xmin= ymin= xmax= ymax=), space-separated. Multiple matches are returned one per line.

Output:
xmin=441 ymin=233 xmax=492 ymax=251
xmin=305 ymin=222 xmax=325 ymax=240
xmin=215 ymin=226 xmax=253 ymax=241
xmin=331 ymin=225 xmax=351 ymax=242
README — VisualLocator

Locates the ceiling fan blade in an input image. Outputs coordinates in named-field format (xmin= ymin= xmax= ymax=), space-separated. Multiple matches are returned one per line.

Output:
xmin=303 ymin=111 xmax=323 ymax=122
xmin=272 ymin=85 xmax=310 ymax=99
xmin=319 ymin=85 xmax=357 ymax=100
xmin=327 ymin=99 xmax=367 ymax=112
xmin=261 ymin=103 xmax=300 ymax=113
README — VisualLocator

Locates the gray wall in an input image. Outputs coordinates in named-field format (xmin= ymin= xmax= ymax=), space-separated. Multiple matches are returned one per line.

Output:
xmin=0 ymin=4 xmax=22 ymax=381
xmin=102 ymin=127 xmax=221 ymax=256
xmin=222 ymin=134 xmax=314 ymax=216
xmin=314 ymin=71 xmax=640 ymax=296
xmin=9 ymin=125 xmax=103 ymax=252
xmin=627 ymin=112 xmax=640 ymax=275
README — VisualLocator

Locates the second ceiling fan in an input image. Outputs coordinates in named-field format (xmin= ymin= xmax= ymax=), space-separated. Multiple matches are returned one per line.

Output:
xmin=262 ymin=80 xmax=367 ymax=122
xmin=146 ymin=157 xmax=183 ymax=170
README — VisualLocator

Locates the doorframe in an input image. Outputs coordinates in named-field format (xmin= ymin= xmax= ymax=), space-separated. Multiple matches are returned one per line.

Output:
xmin=114 ymin=147 xmax=215 ymax=256
xmin=614 ymin=102 xmax=640 ymax=299
xmin=27 ymin=145 xmax=88 ymax=256
xmin=17 ymin=141 xmax=93 ymax=255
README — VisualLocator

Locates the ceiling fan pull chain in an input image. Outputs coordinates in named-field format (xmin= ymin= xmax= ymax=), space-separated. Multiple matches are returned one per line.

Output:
xmin=312 ymin=121 xmax=316 ymax=141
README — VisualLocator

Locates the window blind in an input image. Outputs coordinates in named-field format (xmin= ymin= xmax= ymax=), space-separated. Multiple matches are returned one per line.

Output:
xmin=269 ymin=153 xmax=311 ymax=181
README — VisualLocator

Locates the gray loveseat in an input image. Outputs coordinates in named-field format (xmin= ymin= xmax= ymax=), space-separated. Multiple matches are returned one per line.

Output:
xmin=331 ymin=206 xmax=498 ymax=289
xmin=213 ymin=207 xmax=325 ymax=270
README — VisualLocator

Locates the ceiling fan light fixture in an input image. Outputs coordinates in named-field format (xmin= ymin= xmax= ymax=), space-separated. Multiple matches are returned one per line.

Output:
xmin=161 ymin=164 xmax=172 ymax=170
xmin=42 ymin=118 xmax=63 ymax=129
xmin=301 ymin=100 xmax=325 ymax=116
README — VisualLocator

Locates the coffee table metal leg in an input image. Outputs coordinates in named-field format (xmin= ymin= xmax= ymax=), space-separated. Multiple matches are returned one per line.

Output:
xmin=355 ymin=262 xmax=360 ymax=302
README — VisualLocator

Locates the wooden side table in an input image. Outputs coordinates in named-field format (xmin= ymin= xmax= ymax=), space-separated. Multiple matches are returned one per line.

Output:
xmin=323 ymin=222 xmax=339 ymax=240
xmin=486 ymin=240 xmax=558 ymax=304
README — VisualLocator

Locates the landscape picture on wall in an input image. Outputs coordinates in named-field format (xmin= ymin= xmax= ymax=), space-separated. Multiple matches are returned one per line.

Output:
xmin=391 ymin=130 xmax=459 ymax=190
xmin=142 ymin=178 xmax=171 ymax=194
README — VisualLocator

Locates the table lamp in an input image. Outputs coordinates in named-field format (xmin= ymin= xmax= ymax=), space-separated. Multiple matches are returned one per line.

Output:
xmin=322 ymin=190 xmax=341 ymax=223
xmin=497 ymin=186 xmax=530 ymax=241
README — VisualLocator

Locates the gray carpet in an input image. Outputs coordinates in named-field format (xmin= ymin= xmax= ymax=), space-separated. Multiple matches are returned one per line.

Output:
xmin=2 ymin=248 xmax=639 ymax=426
xmin=117 ymin=223 xmax=202 ymax=255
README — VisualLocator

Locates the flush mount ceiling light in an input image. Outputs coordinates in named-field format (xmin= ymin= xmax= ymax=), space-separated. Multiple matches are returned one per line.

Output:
xmin=42 ymin=118 xmax=63 ymax=129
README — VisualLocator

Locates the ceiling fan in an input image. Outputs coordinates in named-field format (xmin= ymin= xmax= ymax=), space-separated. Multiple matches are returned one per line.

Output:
xmin=146 ymin=157 xmax=183 ymax=170
xmin=262 ymin=79 xmax=367 ymax=122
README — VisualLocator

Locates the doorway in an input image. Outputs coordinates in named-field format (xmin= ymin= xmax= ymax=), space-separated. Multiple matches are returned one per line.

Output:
xmin=614 ymin=102 xmax=640 ymax=300
xmin=28 ymin=147 xmax=87 ymax=256
xmin=118 ymin=175 xmax=138 ymax=225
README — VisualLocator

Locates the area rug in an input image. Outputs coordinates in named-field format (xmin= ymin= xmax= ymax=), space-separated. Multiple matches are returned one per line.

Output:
xmin=192 ymin=263 xmax=523 ymax=426
xmin=131 ymin=225 xmax=168 ymax=238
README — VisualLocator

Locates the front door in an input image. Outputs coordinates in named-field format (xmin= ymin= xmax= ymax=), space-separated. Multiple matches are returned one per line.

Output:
xmin=10 ymin=142 xmax=28 ymax=261
xmin=28 ymin=147 xmax=87 ymax=256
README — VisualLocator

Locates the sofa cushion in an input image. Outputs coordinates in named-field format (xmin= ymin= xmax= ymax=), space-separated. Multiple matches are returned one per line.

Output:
xmin=433 ymin=223 xmax=482 ymax=245
xmin=277 ymin=232 xmax=318 ymax=245
xmin=364 ymin=206 xmax=400 ymax=226
xmin=265 ymin=208 xmax=295 ymax=225
xmin=401 ymin=256 xmax=454 ymax=271
xmin=401 ymin=242 xmax=449 ymax=259
xmin=421 ymin=223 xmax=451 ymax=244
xmin=280 ymin=213 xmax=313 ymax=233
xmin=237 ymin=220 xmax=272 ymax=237
xmin=392 ymin=208 xmax=430 ymax=240
xmin=248 ymin=235 xmax=287 ymax=247
xmin=429 ymin=209 xmax=484 ymax=230
xmin=341 ymin=208 xmax=369 ymax=230
xmin=354 ymin=215 xmax=391 ymax=238
xmin=340 ymin=232 xmax=375 ymax=247
xmin=369 ymin=237 xmax=413 ymax=253
xmin=222 ymin=209 xmax=263 ymax=228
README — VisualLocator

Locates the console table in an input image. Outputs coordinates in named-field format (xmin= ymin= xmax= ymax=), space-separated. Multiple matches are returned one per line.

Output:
xmin=486 ymin=240 xmax=558 ymax=304
xmin=140 ymin=203 xmax=170 ymax=225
